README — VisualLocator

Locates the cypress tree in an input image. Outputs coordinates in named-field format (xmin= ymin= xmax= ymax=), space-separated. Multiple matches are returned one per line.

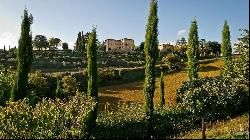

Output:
xmin=143 ymin=0 xmax=159 ymax=138
xmin=159 ymin=70 xmax=165 ymax=108
xmin=221 ymin=20 xmax=232 ymax=75
xmin=55 ymin=78 xmax=63 ymax=99
xmin=85 ymin=27 xmax=98 ymax=138
xmin=10 ymin=9 xmax=33 ymax=102
xmin=187 ymin=19 xmax=199 ymax=81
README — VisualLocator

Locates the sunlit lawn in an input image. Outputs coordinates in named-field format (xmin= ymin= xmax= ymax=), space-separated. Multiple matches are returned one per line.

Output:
xmin=99 ymin=58 xmax=224 ymax=110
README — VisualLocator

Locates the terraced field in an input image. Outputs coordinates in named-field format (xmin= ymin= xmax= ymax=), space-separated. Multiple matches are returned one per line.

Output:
xmin=99 ymin=58 xmax=223 ymax=110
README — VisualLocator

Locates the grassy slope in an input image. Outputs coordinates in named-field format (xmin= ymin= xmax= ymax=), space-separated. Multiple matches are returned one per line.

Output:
xmin=179 ymin=113 xmax=249 ymax=139
xmin=99 ymin=58 xmax=223 ymax=110
xmin=99 ymin=58 xmax=249 ymax=139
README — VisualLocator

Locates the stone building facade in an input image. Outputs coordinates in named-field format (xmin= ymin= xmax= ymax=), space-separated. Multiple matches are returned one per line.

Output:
xmin=105 ymin=38 xmax=134 ymax=52
xmin=158 ymin=43 xmax=175 ymax=52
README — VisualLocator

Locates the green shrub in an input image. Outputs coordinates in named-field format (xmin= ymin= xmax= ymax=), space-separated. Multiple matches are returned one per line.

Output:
xmin=176 ymin=76 xmax=249 ymax=121
xmin=0 ymin=92 xmax=96 ymax=139
xmin=28 ymin=71 xmax=52 ymax=99
xmin=162 ymin=54 xmax=186 ymax=71
xmin=94 ymin=102 xmax=198 ymax=139
xmin=61 ymin=75 xmax=79 ymax=97
xmin=0 ymin=67 xmax=14 ymax=105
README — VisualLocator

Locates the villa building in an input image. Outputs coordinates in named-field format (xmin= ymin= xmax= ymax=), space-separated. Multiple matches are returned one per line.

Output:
xmin=158 ymin=43 xmax=175 ymax=52
xmin=105 ymin=38 xmax=134 ymax=52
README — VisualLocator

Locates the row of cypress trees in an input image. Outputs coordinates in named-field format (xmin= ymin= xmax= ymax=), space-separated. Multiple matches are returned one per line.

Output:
xmin=10 ymin=1 xmax=232 ymax=138
xmin=186 ymin=19 xmax=232 ymax=81
xmin=143 ymin=0 xmax=232 ymax=138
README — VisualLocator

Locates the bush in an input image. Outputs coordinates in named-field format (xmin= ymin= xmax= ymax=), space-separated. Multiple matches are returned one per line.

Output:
xmin=0 ymin=92 xmax=96 ymax=139
xmin=94 ymin=102 xmax=198 ymax=139
xmin=61 ymin=75 xmax=79 ymax=97
xmin=28 ymin=71 xmax=52 ymax=99
xmin=162 ymin=54 xmax=185 ymax=71
xmin=0 ymin=67 xmax=14 ymax=105
xmin=176 ymin=76 xmax=249 ymax=121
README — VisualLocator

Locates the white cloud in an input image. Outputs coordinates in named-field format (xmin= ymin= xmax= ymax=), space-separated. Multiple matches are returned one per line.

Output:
xmin=177 ymin=29 xmax=186 ymax=38
xmin=0 ymin=32 xmax=18 ymax=50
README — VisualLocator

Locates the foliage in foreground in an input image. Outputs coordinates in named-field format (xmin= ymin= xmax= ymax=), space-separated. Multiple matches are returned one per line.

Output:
xmin=176 ymin=76 xmax=249 ymax=122
xmin=0 ymin=67 xmax=14 ymax=106
xmin=0 ymin=93 xmax=96 ymax=139
xmin=95 ymin=103 xmax=198 ymax=139
xmin=180 ymin=113 xmax=249 ymax=139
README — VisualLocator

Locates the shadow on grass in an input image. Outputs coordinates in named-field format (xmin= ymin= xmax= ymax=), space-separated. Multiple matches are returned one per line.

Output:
xmin=100 ymin=84 xmax=143 ymax=95
xmin=98 ymin=96 xmax=122 ymax=111
xmin=199 ymin=58 xmax=219 ymax=65
xmin=200 ymin=66 xmax=220 ymax=72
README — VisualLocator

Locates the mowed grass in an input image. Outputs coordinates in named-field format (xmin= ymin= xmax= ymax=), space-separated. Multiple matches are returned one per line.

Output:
xmin=99 ymin=58 xmax=223 ymax=110
xmin=179 ymin=113 xmax=249 ymax=139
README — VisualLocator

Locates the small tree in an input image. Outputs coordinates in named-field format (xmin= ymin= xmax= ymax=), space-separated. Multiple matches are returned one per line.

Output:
xmin=85 ymin=27 xmax=98 ymax=138
xmin=143 ymin=0 xmax=159 ymax=138
xmin=159 ymin=70 xmax=165 ymax=108
xmin=221 ymin=20 xmax=232 ymax=75
xmin=33 ymin=35 xmax=49 ymax=50
xmin=49 ymin=37 xmax=61 ymax=50
xmin=187 ymin=19 xmax=199 ymax=81
xmin=62 ymin=42 xmax=69 ymax=50
xmin=55 ymin=78 xmax=63 ymax=99
xmin=10 ymin=9 xmax=33 ymax=101
xmin=75 ymin=31 xmax=86 ymax=52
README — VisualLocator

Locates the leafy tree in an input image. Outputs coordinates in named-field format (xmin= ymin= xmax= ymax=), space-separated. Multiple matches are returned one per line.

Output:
xmin=205 ymin=41 xmax=221 ymax=57
xmin=49 ymin=37 xmax=61 ymax=50
xmin=75 ymin=31 xmax=90 ymax=52
xmin=234 ymin=29 xmax=249 ymax=85
xmin=33 ymin=35 xmax=49 ymax=50
xmin=176 ymin=37 xmax=187 ymax=46
xmin=143 ymin=0 xmax=159 ymax=138
xmin=132 ymin=44 xmax=136 ymax=51
xmin=0 ymin=66 xmax=14 ymax=105
xmin=62 ymin=42 xmax=69 ymax=50
xmin=139 ymin=42 xmax=145 ymax=50
xmin=221 ymin=20 xmax=232 ymax=75
xmin=180 ymin=37 xmax=187 ymax=46
xmin=85 ymin=27 xmax=98 ymax=138
xmin=55 ymin=78 xmax=63 ymax=99
xmin=199 ymin=39 xmax=206 ymax=48
xmin=10 ymin=9 xmax=33 ymax=101
xmin=97 ymin=41 xmax=106 ymax=51
xmin=3 ymin=45 xmax=6 ymax=52
xmin=187 ymin=19 xmax=199 ymax=81
xmin=159 ymin=70 xmax=165 ymax=108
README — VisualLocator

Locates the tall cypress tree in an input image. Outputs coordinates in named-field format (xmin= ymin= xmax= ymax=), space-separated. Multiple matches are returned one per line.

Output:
xmin=85 ymin=27 xmax=98 ymax=138
xmin=159 ymin=70 xmax=165 ymax=108
xmin=187 ymin=19 xmax=199 ymax=81
xmin=221 ymin=20 xmax=232 ymax=75
xmin=10 ymin=9 xmax=33 ymax=102
xmin=143 ymin=0 xmax=159 ymax=137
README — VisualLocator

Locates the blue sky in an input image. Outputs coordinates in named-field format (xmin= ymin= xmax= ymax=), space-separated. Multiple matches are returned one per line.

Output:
xmin=0 ymin=0 xmax=249 ymax=49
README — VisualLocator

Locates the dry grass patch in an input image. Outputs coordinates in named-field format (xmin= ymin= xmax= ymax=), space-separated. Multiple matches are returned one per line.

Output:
xmin=99 ymin=59 xmax=223 ymax=109
xmin=179 ymin=113 xmax=249 ymax=139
